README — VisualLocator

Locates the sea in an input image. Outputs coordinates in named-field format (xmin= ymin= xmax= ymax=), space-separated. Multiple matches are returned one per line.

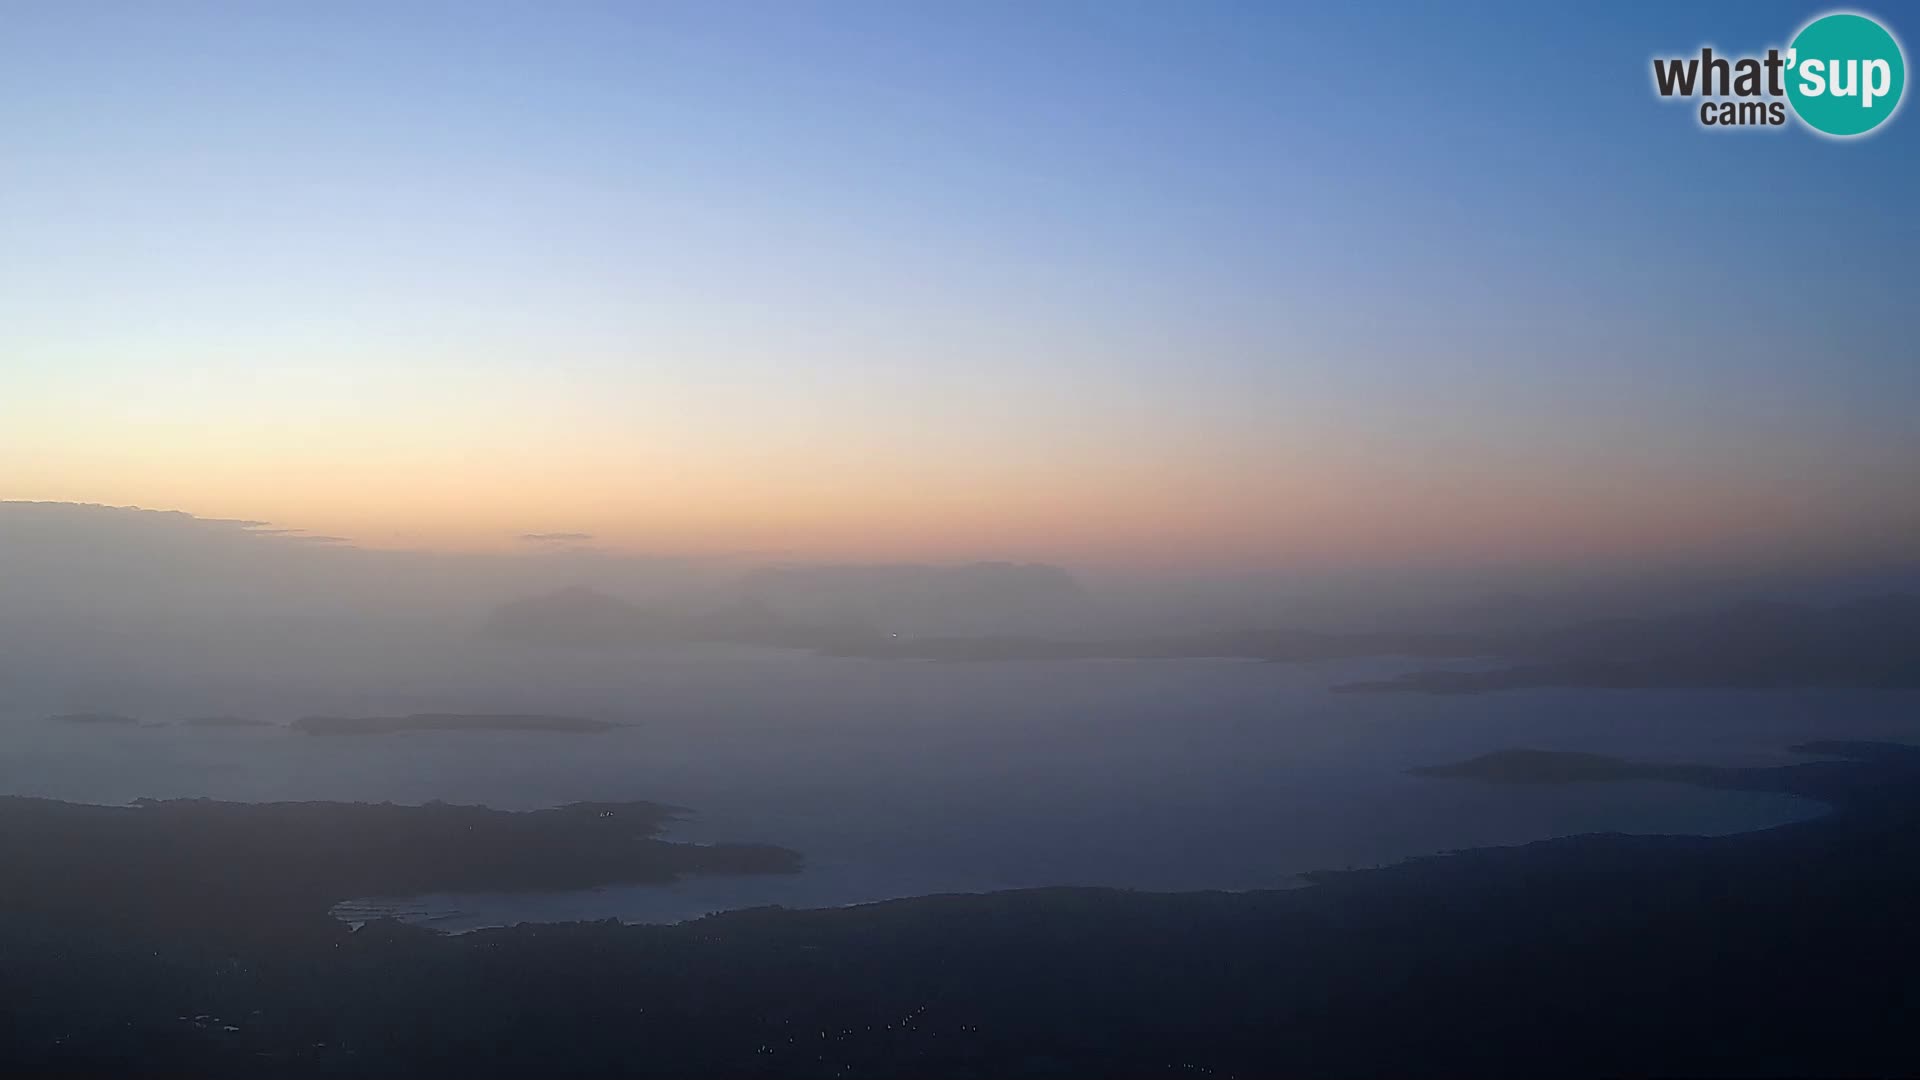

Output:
xmin=3 ymin=636 xmax=1912 ymax=931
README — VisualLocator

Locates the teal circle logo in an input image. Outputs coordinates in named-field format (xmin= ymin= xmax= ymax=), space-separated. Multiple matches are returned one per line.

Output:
xmin=1786 ymin=13 xmax=1906 ymax=136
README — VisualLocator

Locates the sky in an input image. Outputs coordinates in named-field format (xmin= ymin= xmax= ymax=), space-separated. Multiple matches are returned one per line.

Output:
xmin=2 ymin=1 xmax=1915 ymax=571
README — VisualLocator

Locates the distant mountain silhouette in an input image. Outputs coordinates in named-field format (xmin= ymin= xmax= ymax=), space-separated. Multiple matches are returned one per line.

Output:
xmin=483 ymin=586 xmax=870 ymax=650
xmin=738 ymin=561 xmax=1086 ymax=635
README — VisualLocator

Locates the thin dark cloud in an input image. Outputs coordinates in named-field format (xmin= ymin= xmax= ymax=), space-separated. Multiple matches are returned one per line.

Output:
xmin=519 ymin=532 xmax=593 ymax=543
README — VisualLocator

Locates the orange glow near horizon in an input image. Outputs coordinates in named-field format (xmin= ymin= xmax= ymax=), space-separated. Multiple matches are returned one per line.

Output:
xmin=7 ymin=422 xmax=1907 ymax=571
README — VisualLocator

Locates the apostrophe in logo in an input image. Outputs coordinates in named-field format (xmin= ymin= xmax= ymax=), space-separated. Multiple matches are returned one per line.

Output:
xmin=1650 ymin=10 xmax=1906 ymax=138
xmin=1786 ymin=12 xmax=1905 ymax=136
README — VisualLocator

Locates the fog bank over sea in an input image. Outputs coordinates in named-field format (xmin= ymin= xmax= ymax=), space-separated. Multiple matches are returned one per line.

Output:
xmin=4 ymin=502 xmax=1916 ymax=929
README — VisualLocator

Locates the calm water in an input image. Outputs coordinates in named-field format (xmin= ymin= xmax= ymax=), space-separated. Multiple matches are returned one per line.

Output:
xmin=3 ymin=639 xmax=1910 ymax=930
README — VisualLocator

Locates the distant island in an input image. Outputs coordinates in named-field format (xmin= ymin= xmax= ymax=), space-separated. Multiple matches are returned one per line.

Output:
xmin=292 ymin=713 xmax=618 ymax=736
xmin=1403 ymin=740 xmax=1920 ymax=806
xmin=48 ymin=712 xmax=139 ymax=725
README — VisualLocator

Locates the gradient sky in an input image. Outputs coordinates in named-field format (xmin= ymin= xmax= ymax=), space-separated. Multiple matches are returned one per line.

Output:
xmin=3 ymin=2 xmax=1915 ymax=569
